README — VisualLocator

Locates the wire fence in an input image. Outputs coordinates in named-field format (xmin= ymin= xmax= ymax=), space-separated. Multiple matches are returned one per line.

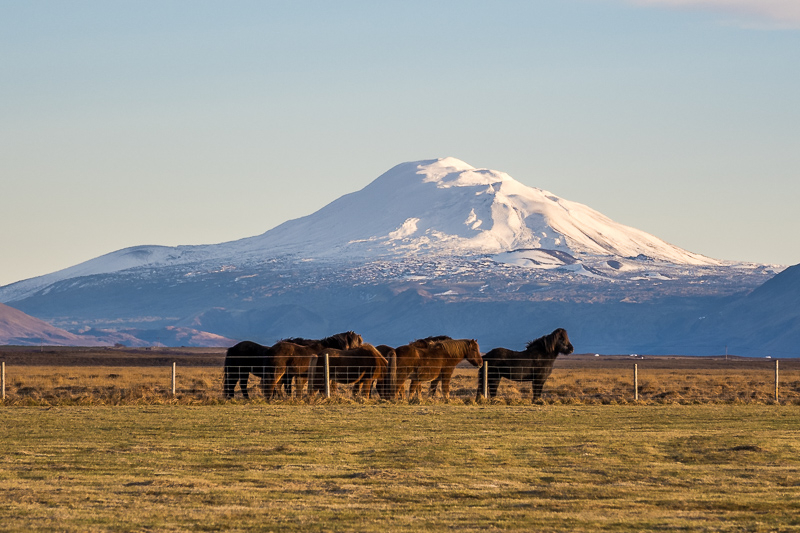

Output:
xmin=1 ymin=357 xmax=798 ymax=405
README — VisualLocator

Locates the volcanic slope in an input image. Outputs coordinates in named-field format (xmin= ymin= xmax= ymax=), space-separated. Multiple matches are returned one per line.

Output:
xmin=1 ymin=157 xmax=729 ymax=303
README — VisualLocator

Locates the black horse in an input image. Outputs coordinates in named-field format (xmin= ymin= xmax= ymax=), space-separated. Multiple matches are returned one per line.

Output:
xmin=223 ymin=340 xmax=271 ymax=399
xmin=477 ymin=328 xmax=573 ymax=401
xmin=222 ymin=331 xmax=363 ymax=399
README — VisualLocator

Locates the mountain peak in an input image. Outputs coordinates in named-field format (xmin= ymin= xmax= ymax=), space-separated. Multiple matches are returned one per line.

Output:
xmin=1 ymin=157 xmax=721 ymax=303
xmin=235 ymin=157 xmax=717 ymax=265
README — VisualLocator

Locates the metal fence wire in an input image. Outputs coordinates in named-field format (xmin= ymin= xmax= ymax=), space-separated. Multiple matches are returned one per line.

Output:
xmin=1 ymin=357 xmax=798 ymax=404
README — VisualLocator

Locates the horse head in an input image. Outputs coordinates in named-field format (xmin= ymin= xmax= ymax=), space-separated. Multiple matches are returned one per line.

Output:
xmin=545 ymin=328 xmax=574 ymax=356
xmin=466 ymin=339 xmax=483 ymax=368
xmin=347 ymin=331 xmax=364 ymax=348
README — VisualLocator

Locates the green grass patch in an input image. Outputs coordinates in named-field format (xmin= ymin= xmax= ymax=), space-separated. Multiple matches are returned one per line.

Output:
xmin=1 ymin=405 xmax=799 ymax=531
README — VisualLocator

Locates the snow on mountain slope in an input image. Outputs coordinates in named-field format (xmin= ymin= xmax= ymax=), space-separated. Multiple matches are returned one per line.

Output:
xmin=1 ymin=157 xmax=720 ymax=303
xmin=0 ymin=244 xmax=214 ymax=303
xmin=229 ymin=157 xmax=718 ymax=264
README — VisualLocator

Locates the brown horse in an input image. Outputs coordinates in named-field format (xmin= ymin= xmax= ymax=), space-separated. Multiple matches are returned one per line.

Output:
xmin=376 ymin=336 xmax=449 ymax=399
xmin=275 ymin=331 xmax=363 ymax=394
xmin=222 ymin=331 xmax=363 ymax=399
xmin=477 ymin=328 xmax=573 ymax=401
xmin=409 ymin=338 xmax=482 ymax=400
xmin=382 ymin=338 xmax=482 ymax=400
xmin=310 ymin=344 xmax=388 ymax=399
xmin=259 ymin=341 xmax=324 ymax=399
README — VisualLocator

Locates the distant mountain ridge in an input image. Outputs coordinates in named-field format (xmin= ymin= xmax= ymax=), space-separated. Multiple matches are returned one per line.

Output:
xmin=0 ymin=302 xmax=105 ymax=346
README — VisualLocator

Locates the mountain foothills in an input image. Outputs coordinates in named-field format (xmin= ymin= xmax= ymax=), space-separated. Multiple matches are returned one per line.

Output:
xmin=0 ymin=158 xmax=795 ymax=356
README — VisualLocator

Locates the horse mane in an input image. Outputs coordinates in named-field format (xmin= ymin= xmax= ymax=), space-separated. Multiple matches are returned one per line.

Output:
xmin=282 ymin=337 xmax=315 ymax=346
xmin=433 ymin=338 xmax=476 ymax=358
xmin=322 ymin=331 xmax=362 ymax=349
xmin=411 ymin=335 xmax=452 ymax=348
xmin=525 ymin=329 xmax=567 ymax=355
xmin=281 ymin=331 xmax=361 ymax=349
xmin=525 ymin=335 xmax=549 ymax=354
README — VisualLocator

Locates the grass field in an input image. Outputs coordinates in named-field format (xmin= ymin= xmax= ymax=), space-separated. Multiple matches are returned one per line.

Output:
xmin=2 ymin=404 xmax=799 ymax=531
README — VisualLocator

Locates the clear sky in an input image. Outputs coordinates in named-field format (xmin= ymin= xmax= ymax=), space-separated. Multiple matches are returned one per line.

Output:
xmin=2 ymin=0 xmax=798 ymax=287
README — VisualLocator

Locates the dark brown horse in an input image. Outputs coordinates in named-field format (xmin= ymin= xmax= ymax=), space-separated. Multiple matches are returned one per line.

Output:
xmin=259 ymin=341 xmax=324 ymax=399
xmin=278 ymin=331 xmax=363 ymax=394
xmin=223 ymin=340 xmax=270 ymax=399
xmin=310 ymin=344 xmax=388 ymax=399
xmin=477 ymin=328 xmax=573 ymax=401
xmin=222 ymin=331 xmax=363 ymax=399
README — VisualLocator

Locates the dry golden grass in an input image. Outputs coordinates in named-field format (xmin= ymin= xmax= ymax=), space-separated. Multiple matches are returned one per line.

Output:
xmin=1 ymin=358 xmax=798 ymax=405
xmin=2 ymin=404 xmax=799 ymax=531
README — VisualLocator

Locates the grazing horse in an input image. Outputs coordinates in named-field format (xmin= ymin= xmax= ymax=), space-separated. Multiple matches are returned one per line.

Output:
xmin=310 ymin=344 xmax=388 ymax=399
xmin=407 ymin=338 xmax=482 ymax=400
xmin=259 ymin=341 xmax=324 ymax=399
xmin=223 ymin=340 xmax=270 ymax=399
xmin=222 ymin=331 xmax=363 ymax=399
xmin=477 ymin=328 xmax=573 ymax=401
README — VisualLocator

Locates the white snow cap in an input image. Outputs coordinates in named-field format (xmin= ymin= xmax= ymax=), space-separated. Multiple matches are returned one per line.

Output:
xmin=0 ymin=156 xmax=720 ymax=300
xmin=282 ymin=156 xmax=715 ymax=265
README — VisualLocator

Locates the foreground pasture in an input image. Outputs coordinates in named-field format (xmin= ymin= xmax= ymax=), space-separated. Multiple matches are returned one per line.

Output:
xmin=2 ymin=405 xmax=799 ymax=531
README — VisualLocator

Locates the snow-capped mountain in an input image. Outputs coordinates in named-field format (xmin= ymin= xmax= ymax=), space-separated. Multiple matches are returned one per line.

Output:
xmin=232 ymin=157 xmax=718 ymax=264
xmin=1 ymin=157 xmax=787 ymax=354
xmin=1 ymin=157 xmax=719 ymax=303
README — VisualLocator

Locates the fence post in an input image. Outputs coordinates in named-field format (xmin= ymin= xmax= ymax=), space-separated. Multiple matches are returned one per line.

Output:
xmin=172 ymin=362 xmax=176 ymax=397
xmin=483 ymin=362 xmax=488 ymax=399
xmin=324 ymin=353 xmax=331 ymax=399
xmin=634 ymin=363 xmax=638 ymax=401
xmin=1 ymin=361 xmax=5 ymax=400
xmin=774 ymin=359 xmax=779 ymax=402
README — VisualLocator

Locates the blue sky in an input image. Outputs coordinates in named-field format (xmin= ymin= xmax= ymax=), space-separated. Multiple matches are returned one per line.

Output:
xmin=1 ymin=0 xmax=798 ymax=286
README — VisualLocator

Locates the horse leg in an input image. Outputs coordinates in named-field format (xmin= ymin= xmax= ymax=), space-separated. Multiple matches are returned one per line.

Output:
xmin=409 ymin=379 xmax=422 ymax=400
xmin=531 ymin=367 xmax=553 ymax=401
xmin=295 ymin=375 xmax=308 ymax=398
xmin=429 ymin=376 xmax=440 ymax=398
xmin=531 ymin=377 xmax=543 ymax=400
xmin=223 ymin=366 xmax=236 ymax=399
xmin=439 ymin=368 xmax=455 ymax=400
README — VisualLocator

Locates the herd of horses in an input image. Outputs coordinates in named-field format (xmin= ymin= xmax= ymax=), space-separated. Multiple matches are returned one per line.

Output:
xmin=222 ymin=328 xmax=574 ymax=402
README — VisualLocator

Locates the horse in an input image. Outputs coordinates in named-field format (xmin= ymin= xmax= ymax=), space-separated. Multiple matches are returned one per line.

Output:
xmin=407 ymin=338 xmax=482 ymax=400
xmin=222 ymin=340 xmax=271 ymax=399
xmin=259 ymin=341 xmax=325 ymax=399
xmin=477 ymin=328 xmax=573 ymax=401
xmin=271 ymin=331 xmax=363 ymax=395
xmin=375 ymin=336 xmax=451 ymax=400
xmin=222 ymin=331 xmax=363 ymax=399
xmin=310 ymin=344 xmax=388 ymax=399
